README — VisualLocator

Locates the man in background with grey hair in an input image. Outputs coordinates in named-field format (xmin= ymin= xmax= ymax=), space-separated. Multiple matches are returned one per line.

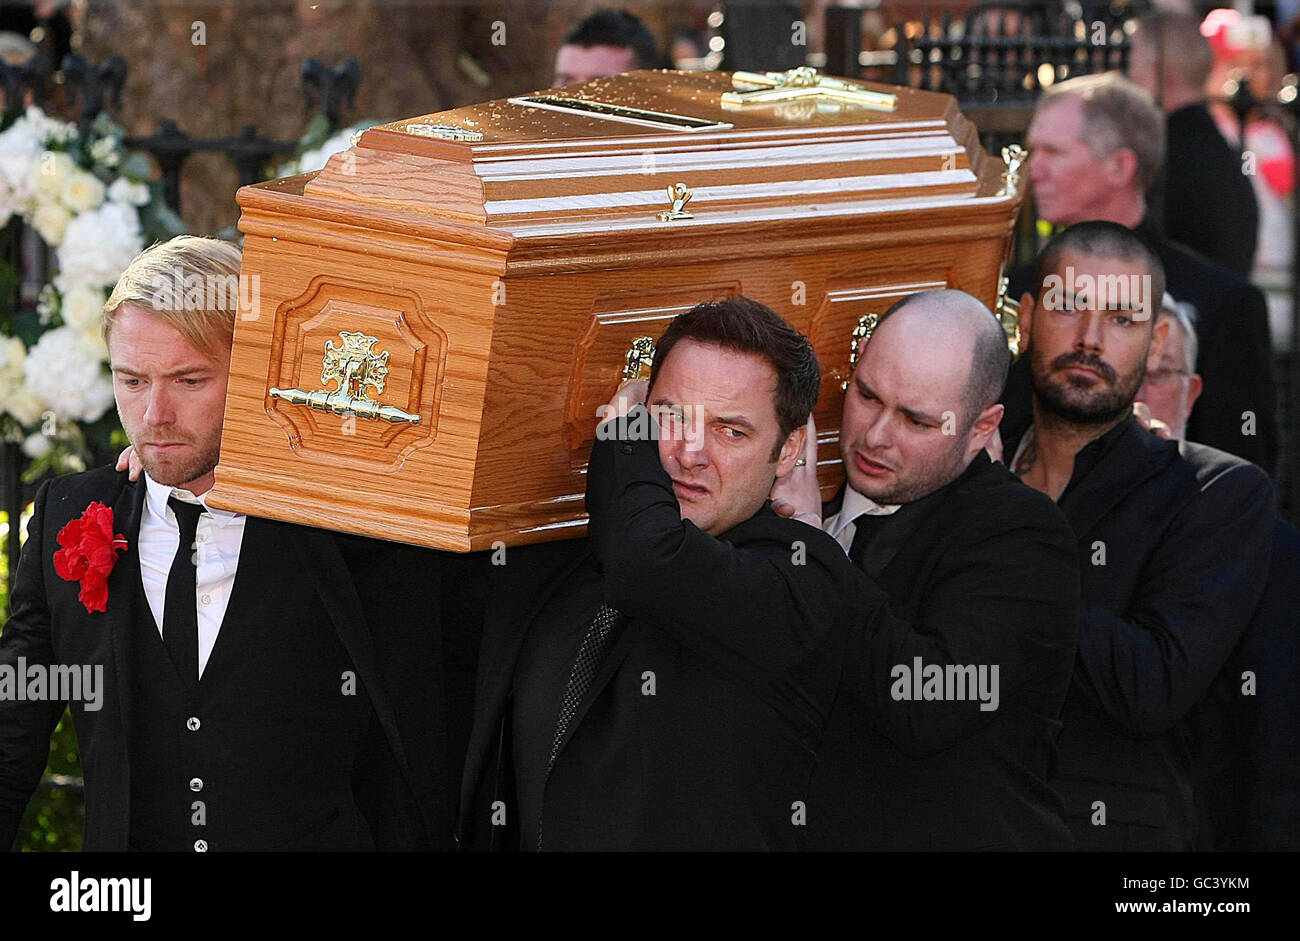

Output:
xmin=1136 ymin=295 xmax=1202 ymax=440
xmin=1005 ymin=70 xmax=1278 ymax=474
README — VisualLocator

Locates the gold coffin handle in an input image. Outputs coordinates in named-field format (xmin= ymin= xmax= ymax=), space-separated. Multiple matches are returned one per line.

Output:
xmin=269 ymin=330 xmax=421 ymax=426
xmin=623 ymin=336 xmax=656 ymax=381
xmin=268 ymin=386 xmax=421 ymax=424
xmin=840 ymin=313 xmax=880 ymax=391
xmin=1000 ymin=144 xmax=1027 ymax=197
xmin=996 ymin=275 xmax=1023 ymax=359
xmin=657 ymin=182 xmax=694 ymax=222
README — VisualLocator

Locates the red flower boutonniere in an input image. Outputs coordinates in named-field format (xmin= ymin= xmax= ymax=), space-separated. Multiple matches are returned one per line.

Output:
xmin=53 ymin=501 xmax=128 ymax=614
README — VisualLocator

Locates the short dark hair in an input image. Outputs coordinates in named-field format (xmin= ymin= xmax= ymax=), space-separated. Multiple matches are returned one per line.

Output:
xmin=967 ymin=311 xmax=1012 ymax=418
xmin=563 ymin=9 xmax=662 ymax=69
xmin=1035 ymin=220 xmax=1167 ymax=324
xmin=649 ymin=295 xmax=819 ymax=459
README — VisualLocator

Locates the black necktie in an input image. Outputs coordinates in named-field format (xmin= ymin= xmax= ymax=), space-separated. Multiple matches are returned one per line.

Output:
xmin=538 ymin=601 xmax=624 ymax=849
xmin=548 ymin=602 xmax=624 ymax=772
xmin=163 ymin=497 xmax=206 ymax=685
xmin=847 ymin=511 xmax=893 ymax=567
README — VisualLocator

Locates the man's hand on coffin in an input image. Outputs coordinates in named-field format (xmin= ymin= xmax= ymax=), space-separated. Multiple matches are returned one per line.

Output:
xmin=606 ymin=378 xmax=649 ymax=418
xmin=115 ymin=445 xmax=144 ymax=481
xmin=769 ymin=413 xmax=822 ymax=529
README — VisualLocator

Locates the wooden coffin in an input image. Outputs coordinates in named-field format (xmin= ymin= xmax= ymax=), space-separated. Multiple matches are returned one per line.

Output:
xmin=209 ymin=68 xmax=1026 ymax=551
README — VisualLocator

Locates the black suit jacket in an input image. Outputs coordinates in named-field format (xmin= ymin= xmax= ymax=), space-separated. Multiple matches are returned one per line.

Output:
xmin=458 ymin=409 xmax=863 ymax=850
xmin=1157 ymin=103 xmax=1259 ymax=278
xmin=0 ymin=465 xmax=450 ymax=851
xmin=1006 ymin=221 xmax=1279 ymax=473
xmin=1005 ymin=418 xmax=1274 ymax=850
xmin=1192 ymin=516 xmax=1300 ymax=850
xmin=806 ymin=451 xmax=1080 ymax=850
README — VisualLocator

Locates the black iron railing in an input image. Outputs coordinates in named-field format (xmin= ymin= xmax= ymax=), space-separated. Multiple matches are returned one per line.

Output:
xmin=824 ymin=2 xmax=1296 ymax=519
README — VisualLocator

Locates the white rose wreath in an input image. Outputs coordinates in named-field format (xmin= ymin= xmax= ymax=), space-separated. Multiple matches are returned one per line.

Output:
xmin=0 ymin=106 xmax=183 ymax=477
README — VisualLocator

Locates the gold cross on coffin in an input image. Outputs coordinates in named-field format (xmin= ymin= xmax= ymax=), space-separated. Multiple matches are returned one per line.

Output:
xmin=721 ymin=67 xmax=896 ymax=111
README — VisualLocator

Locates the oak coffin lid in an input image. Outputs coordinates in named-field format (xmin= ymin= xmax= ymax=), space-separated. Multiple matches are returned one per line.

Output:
xmin=282 ymin=68 xmax=1019 ymax=247
xmin=214 ymin=70 xmax=1024 ymax=551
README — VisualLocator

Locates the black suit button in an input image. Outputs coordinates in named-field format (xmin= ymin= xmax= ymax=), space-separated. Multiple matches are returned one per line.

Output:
xmin=621 ymin=444 xmax=634 ymax=455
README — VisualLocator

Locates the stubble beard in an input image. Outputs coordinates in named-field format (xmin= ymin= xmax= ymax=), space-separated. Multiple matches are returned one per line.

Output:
xmin=1031 ymin=347 xmax=1144 ymax=427
xmin=132 ymin=433 xmax=222 ymax=490
xmin=845 ymin=433 xmax=972 ymax=505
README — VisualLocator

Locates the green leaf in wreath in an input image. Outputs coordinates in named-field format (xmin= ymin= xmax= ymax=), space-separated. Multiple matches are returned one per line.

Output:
xmin=7 ymin=308 xmax=42 ymax=347
xmin=0 ymin=257 xmax=20 ymax=329
xmin=140 ymin=197 xmax=188 ymax=243
xmin=90 ymin=112 xmax=126 ymax=142
xmin=120 ymin=151 xmax=154 ymax=182
xmin=296 ymin=112 xmax=332 ymax=152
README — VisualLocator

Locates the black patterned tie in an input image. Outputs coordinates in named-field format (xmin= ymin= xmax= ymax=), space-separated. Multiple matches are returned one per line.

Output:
xmin=548 ymin=602 xmax=624 ymax=772
xmin=163 ymin=497 xmax=206 ymax=686
xmin=847 ymin=511 xmax=893 ymax=568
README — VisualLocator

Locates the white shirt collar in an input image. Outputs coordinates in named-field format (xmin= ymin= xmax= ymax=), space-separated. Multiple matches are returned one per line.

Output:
xmin=827 ymin=485 xmax=901 ymax=541
xmin=143 ymin=472 xmax=243 ymax=523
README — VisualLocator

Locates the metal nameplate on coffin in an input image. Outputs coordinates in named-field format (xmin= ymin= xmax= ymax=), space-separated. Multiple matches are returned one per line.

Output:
xmin=507 ymin=95 xmax=733 ymax=132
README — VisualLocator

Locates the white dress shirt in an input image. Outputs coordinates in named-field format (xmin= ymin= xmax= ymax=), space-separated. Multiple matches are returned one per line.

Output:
xmin=823 ymin=485 xmax=902 ymax=555
xmin=138 ymin=474 xmax=247 ymax=679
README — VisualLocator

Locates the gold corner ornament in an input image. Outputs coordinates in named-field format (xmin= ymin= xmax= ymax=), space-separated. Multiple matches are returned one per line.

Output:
xmin=400 ymin=122 xmax=484 ymax=142
xmin=996 ymin=276 xmax=1023 ymax=359
xmin=1001 ymin=144 xmax=1027 ymax=196
xmin=722 ymin=67 xmax=897 ymax=111
xmin=657 ymin=182 xmax=694 ymax=222
xmin=269 ymin=331 xmax=421 ymax=425
xmin=623 ymin=336 xmax=656 ymax=381
xmin=841 ymin=313 xmax=880 ymax=391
